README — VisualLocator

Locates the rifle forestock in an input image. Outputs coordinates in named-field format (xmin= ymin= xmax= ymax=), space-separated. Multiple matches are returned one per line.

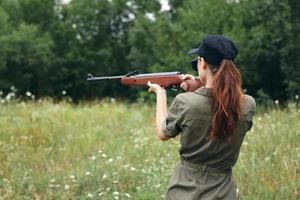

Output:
xmin=121 ymin=73 xmax=202 ymax=92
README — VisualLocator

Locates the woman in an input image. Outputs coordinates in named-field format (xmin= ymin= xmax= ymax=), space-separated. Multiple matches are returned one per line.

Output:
xmin=148 ymin=35 xmax=256 ymax=200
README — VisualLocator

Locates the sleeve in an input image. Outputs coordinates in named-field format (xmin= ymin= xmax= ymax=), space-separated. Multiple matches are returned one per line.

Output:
xmin=246 ymin=96 xmax=256 ymax=131
xmin=161 ymin=95 xmax=185 ymax=138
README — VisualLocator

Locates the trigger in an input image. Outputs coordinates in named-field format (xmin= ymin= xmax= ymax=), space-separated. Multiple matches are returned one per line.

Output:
xmin=171 ymin=85 xmax=179 ymax=91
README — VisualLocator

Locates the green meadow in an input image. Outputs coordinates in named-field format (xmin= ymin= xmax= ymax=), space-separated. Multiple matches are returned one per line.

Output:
xmin=0 ymin=100 xmax=299 ymax=199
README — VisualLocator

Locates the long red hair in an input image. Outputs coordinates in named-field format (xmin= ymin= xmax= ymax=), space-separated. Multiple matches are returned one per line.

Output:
xmin=209 ymin=59 xmax=244 ymax=140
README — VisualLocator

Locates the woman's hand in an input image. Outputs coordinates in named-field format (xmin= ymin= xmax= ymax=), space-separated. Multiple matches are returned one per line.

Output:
xmin=147 ymin=81 xmax=166 ymax=94
xmin=180 ymin=74 xmax=196 ymax=91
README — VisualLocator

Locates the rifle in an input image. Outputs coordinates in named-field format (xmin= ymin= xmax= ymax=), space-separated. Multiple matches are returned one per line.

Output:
xmin=87 ymin=71 xmax=203 ymax=92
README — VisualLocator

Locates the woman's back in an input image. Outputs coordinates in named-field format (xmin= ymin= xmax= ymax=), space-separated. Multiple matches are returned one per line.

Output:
xmin=164 ymin=87 xmax=255 ymax=170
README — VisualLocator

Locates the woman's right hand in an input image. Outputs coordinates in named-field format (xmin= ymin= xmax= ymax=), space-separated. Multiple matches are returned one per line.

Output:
xmin=180 ymin=74 xmax=196 ymax=91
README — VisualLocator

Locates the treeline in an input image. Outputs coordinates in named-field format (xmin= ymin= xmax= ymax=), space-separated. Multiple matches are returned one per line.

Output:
xmin=0 ymin=0 xmax=299 ymax=103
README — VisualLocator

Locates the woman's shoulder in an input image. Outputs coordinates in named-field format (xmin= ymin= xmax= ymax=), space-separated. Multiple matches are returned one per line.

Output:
xmin=174 ymin=92 xmax=202 ymax=105
xmin=174 ymin=92 xmax=189 ymax=102
xmin=174 ymin=92 xmax=211 ymax=114
xmin=243 ymin=94 xmax=256 ymax=114
xmin=244 ymin=95 xmax=256 ymax=106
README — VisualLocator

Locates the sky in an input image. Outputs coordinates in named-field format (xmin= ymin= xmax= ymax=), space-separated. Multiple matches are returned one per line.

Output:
xmin=61 ymin=0 xmax=170 ymax=11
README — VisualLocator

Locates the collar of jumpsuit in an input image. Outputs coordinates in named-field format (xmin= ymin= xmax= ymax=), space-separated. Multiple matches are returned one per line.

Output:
xmin=193 ymin=86 xmax=211 ymax=97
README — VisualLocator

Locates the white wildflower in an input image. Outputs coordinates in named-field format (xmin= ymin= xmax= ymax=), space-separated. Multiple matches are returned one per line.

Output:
xmin=98 ymin=150 xmax=103 ymax=154
xmin=5 ymin=93 xmax=11 ymax=101
xmin=70 ymin=175 xmax=75 ymax=179
xmin=3 ymin=178 xmax=10 ymax=183
xmin=113 ymin=191 xmax=119 ymax=196
xmin=106 ymin=187 xmax=111 ymax=191
xmin=102 ymin=174 xmax=107 ymax=179
xmin=50 ymin=179 xmax=56 ymax=183
xmin=124 ymin=193 xmax=131 ymax=198
xmin=26 ymin=91 xmax=31 ymax=97
xmin=275 ymin=100 xmax=279 ymax=105
xmin=296 ymin=95 xmax=299 ymax=100
xmin=76 ymin=34 xmax=82 ymax=40
xmin=85 ymin=172 xmax=91 ymax=176
xmin=87 ymin=193 xmax=93 ymax=198
xmin=136 ymin=186 xmax=141 ymax=191
xmin=91 ymin=156 xmax=96 ymax=160
xmin=130 ymin=167 xmax=136 ymax=171
xmin=108 ymin=158 xmax=113 ymax=163
xmin=98 ymin=192 xmax=104 ymax=197
xmin=10 ymin=86 xmax=16 ymax=92
xmin=62 ymin=90 xmax=67 ymax=95
xmin=65 ymin=184 xmax=70 ymax=190
xmin=265 ymin=156 xmax=270 ymax=162
xmin=113 ymin=180 xmax=118 ymax=184
xmin=102 ymin=153 xmax=107 ymax=158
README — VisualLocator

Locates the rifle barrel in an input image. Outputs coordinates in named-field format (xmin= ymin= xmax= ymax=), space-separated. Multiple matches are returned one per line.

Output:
xmin=86 ymin=71 xmax=182 ymax=81
xmin=87 ymin=75 xmax=124 ymax=81
xmin=132 ymin=71 xmax=181 ymax=77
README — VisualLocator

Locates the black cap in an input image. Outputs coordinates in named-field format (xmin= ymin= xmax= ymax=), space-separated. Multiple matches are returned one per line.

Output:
xmin=188 ymin=35 xmax=239 ymax=71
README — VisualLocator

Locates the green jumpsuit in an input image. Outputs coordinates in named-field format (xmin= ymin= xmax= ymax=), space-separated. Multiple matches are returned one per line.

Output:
xmin=161 ymin=86 xmax=256 ymax=200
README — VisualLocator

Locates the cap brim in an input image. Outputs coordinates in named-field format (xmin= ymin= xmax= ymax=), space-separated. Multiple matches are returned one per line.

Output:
xmin=191 ymin=58 xmax=198 ymax=71
xmin=187 ymin=48 xmax=199 ymax=55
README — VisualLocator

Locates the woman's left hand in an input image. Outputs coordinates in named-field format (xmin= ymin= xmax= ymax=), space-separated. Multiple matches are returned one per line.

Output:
xmin=147 ymin=81 xmax=166 ymax=94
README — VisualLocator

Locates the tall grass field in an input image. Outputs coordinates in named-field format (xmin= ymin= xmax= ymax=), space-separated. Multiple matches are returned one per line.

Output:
xmin=0 ymin=100 xmax=299 ymax=199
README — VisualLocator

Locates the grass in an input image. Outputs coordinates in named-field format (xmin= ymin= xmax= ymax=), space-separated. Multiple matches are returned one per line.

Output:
xmin=0 ymin=99 xmax=299 ymax=199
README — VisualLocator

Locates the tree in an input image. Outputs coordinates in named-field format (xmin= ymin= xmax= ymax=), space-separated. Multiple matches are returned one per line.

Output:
xmin=0 ymin=24 xmax=53 ymax=96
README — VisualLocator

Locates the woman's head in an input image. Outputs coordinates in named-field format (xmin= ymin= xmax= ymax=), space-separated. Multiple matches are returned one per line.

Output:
xmin=188 ymin=35 xmax=243 ymax=140
xmin=189 ymin=35 xmax=239 ymax=84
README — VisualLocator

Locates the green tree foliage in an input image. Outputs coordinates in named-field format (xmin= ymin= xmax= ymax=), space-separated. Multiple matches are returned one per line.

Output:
xmin=129 ymin=0 xmax=300 ymax=102
xmin=0 ymin=24 xmax=53 ymax=95
xmin=48 ymin=0 xmax=161 ymax=99
xmin=0 ymin=0 xmax=299 ymax=102
xmin=237 ymin=0 xmax=291 ymax=101
xmin=283 ymin=0 xmax=300 ymax=97
xmin=0 ymin=1 xmax=53 ymax=96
